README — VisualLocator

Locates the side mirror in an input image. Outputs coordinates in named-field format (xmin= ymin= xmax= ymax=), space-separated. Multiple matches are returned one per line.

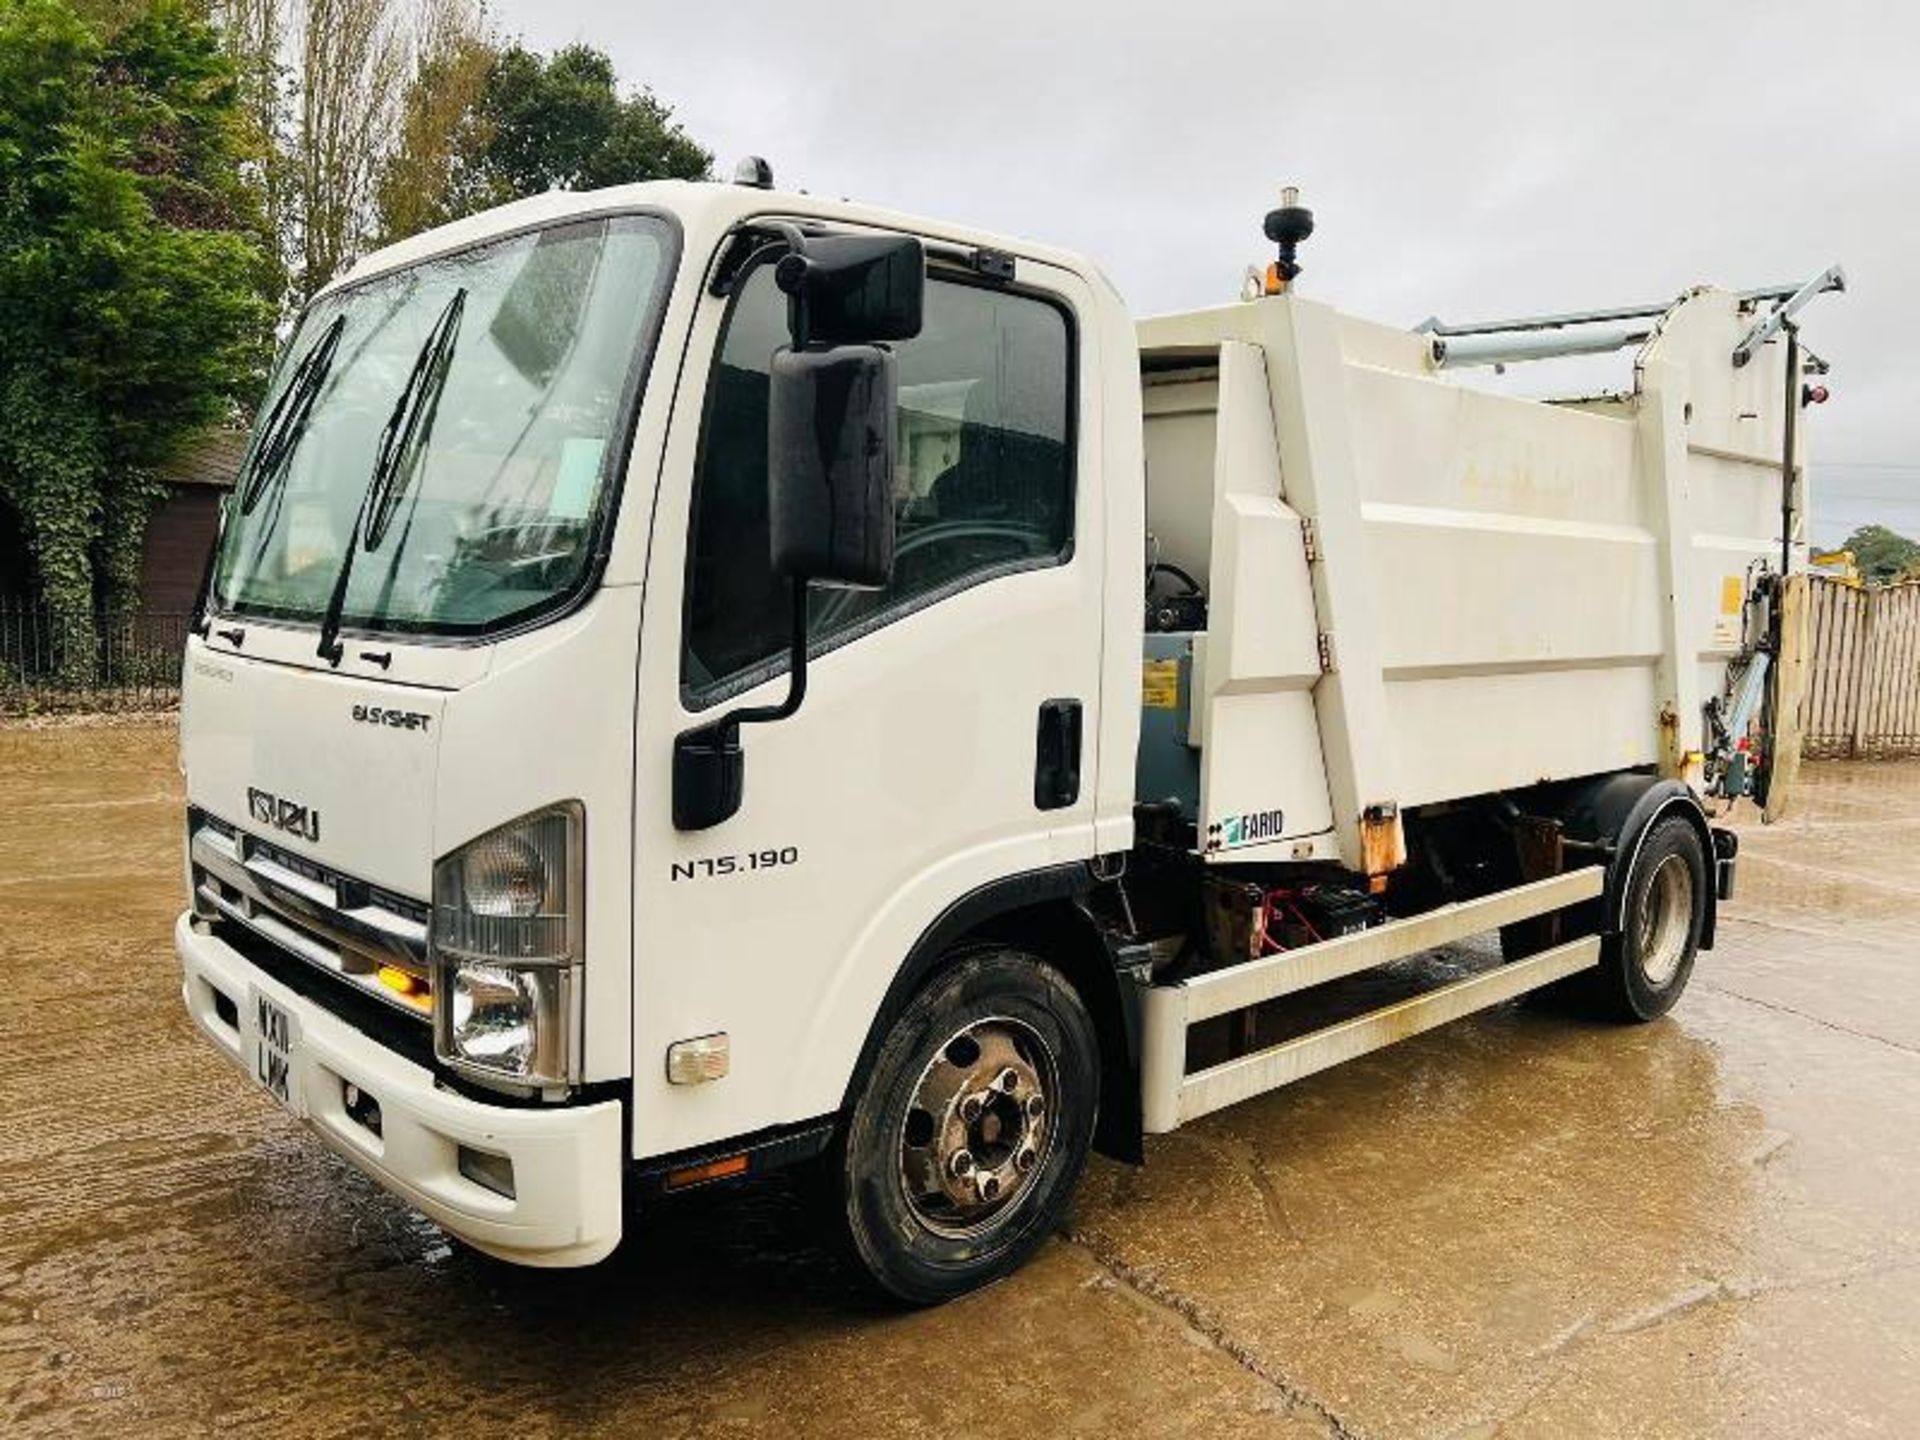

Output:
xmin=776 ymin=234 xmax=923 ymax=346
xmin=768 ymin=344 xmax=897 ymax=590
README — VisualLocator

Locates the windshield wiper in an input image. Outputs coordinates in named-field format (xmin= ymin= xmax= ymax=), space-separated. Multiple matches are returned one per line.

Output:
xmin=236 ymin=315 xmax=347 ymax=517
xmin=316 ymin=289 xmax=466 ymax=667
xmin=366 ymin=289 xmax=465 ymax=550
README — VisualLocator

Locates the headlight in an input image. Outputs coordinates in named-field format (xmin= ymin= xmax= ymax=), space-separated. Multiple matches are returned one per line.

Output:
xmin=432 ymin=803 xmax=582 ymax=1091
xmin=461 ymin=832 xmax=547 ymax=918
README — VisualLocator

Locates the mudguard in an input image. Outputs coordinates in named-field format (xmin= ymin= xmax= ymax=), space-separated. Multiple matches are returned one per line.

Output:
xmin=841 ymin=860 xmax=1146 ymax=1164
xmin=1557 ymin=773 xmax=1720 ymax=951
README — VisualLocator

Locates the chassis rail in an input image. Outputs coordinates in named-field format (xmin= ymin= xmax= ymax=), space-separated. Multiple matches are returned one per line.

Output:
xmin=1140 ymin=868 xmax=1605 ymax=1132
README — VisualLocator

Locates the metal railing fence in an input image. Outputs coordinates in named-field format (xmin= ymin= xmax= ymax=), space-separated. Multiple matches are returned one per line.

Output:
xmin=0 ymin=607 xmax=192 ymax=715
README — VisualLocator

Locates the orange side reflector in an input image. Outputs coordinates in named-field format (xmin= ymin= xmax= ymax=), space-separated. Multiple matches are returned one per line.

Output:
xmin=376 ymin=965 xmax=422 ymax=996
xmin=1264 ymin=262 xmax=1288 ymax=296
xmin=664 ymin=1153 xmax=750 ymax=1191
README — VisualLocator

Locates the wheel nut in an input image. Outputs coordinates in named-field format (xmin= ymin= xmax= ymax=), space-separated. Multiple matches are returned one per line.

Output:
xmin=960 ymin=1095 xmax=984 ymax=1123
xmin=1015 ymin=1147 xmax=1037 ymax=1173
xmin=1024 ymin=1093 xmax=1045 ymax=1119
xmin=978 ymin=1174 xmax=1002 ymax=1201
xmin=949 ymin=1148 xmax=974 ymax=1177
xmin=998 ymin=1068 xmax=1020 ymax=1092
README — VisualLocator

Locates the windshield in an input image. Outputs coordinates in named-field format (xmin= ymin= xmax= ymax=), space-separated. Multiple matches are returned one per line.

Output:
xmin=212 ymin=214 xmax=674 ymax=637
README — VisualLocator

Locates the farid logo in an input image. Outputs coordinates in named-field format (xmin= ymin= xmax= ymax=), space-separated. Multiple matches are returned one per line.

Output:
xmin=1208 ymin=808 xmax=1286 ymax=851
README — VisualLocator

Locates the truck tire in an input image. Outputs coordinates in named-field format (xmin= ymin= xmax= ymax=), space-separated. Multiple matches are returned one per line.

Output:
xmin=1593 ymin=814 xmax=1708 ymax=1022
xmin=826 ymin=946 xmax=1099 ymax=1305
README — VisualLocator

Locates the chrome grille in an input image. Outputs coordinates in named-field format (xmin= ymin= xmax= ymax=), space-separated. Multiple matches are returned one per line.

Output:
xmin=188 ymin=807 xmax=432 ymax=1020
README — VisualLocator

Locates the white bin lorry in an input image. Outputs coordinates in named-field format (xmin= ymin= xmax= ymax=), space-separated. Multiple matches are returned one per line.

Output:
xmin=175 ymin=169 xmax=1839 ymax=1302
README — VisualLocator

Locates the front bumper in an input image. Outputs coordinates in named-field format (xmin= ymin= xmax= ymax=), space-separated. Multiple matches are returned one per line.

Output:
xmin=175 ymin=912 xmax=623 ymax=1266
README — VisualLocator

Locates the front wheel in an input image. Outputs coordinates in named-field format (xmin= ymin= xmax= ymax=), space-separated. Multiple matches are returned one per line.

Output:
xmin=827 ymin=947 xmax=1099 ymax=1305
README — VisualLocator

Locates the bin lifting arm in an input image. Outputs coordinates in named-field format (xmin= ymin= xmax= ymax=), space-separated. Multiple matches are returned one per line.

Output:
xmin=1732 ymin=264 xmax=1846 ymax=368
xmin=1418 ymin=267 xmax=1846 ymax=372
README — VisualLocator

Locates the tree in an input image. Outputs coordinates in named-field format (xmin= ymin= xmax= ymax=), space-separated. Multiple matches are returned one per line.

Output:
xmin=373 ymin=0 xmax=494 ymax=242
xmin=375 ymin=36 xmax=712 ymax=243
xmin=217 ymin=0 xmax=291 ymax=298
xmin=294 ymin=0 xmax=405 ymax=299
xmin=217 ymin=1 xmax=713 ymax=293
xmin=0 ymin=0 xmax=273 ymax=669
xmin=484 ymin=42 xmax=710 ymax=194
xmin=1840 ymin=524 xmax=1920 ymax=586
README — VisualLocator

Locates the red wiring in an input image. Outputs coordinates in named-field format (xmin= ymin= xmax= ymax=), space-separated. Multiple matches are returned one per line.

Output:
xmin=1257 ymin=888 xmax=1324 ymax=954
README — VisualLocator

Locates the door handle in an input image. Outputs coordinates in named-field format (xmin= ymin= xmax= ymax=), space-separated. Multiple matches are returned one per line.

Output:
xmin=1034 ymin=699 xmax=1082 ymax=810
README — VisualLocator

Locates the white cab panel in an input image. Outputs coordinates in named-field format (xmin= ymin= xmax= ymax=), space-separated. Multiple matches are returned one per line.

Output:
xmin=432 ymin=590 xmax=642 ymax=1084
xmin=181 ymin=635 xmax=448 ymax=895
xmin=627 ymin=260 xmax=1122 ymax=1159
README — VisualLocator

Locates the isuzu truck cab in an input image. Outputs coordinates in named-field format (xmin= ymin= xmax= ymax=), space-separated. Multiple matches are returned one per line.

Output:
xmin=176 ymin=171 xmax=1836 ymax=1303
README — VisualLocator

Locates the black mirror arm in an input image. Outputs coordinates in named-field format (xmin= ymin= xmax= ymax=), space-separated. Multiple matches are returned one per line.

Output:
xmin=721 ymin=575 xmax=811 ymax=739
xmin=749 ymin=221 xmax=816 ymax=350
xmin=671 ymin=577 xmax=810 ymax=831
xmin=764 ymin=220 xmax=810 ymax=257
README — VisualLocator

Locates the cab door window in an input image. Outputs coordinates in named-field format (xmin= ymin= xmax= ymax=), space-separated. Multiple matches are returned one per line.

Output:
xmin=682 ymin=258 xmax=1074 ymax=701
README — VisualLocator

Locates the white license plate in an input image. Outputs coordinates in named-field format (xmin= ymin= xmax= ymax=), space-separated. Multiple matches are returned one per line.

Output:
xmin=248 ymin=988 xmax=302 ymax=1114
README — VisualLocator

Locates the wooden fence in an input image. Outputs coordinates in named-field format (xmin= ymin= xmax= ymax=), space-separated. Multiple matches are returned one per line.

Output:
xmin=1803 ymin=578 xmax=1920 ymax=758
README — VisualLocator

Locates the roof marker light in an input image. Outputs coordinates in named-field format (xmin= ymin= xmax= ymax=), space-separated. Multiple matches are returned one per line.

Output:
xmin=733 ymin=156 xmax=774 ymax=189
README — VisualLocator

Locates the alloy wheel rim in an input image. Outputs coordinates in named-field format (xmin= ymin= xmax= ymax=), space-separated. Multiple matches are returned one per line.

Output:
xmin=1638 ymin=853 xmax=1693 ymax=986
xmin=897 ymin=1015 xmax=1058 ymax=1240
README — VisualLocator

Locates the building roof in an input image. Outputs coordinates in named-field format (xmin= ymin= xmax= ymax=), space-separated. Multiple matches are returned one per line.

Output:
xmin=158 ymin=428 xmax=250 ymax=490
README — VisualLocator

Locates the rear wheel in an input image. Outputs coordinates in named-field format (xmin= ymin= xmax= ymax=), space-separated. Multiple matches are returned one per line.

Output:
xmin=1593 ymin=814 xmax=1708 ymax=1021
xmin=827 ymin=947 xmax=1099 ymax=1305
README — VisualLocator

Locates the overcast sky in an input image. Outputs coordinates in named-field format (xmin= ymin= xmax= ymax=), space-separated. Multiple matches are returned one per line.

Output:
xmin=499 ymin=0 xmax=1917 ymax=545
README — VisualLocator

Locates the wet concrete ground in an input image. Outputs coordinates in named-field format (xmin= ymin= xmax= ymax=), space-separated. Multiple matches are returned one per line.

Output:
xmin=1 ymin=718 xmax=1915 ymax=1437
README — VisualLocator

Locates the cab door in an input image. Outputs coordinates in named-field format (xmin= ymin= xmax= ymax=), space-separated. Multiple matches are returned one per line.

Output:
xmin=629 ymin=242 xmax=1109 ymax=1159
